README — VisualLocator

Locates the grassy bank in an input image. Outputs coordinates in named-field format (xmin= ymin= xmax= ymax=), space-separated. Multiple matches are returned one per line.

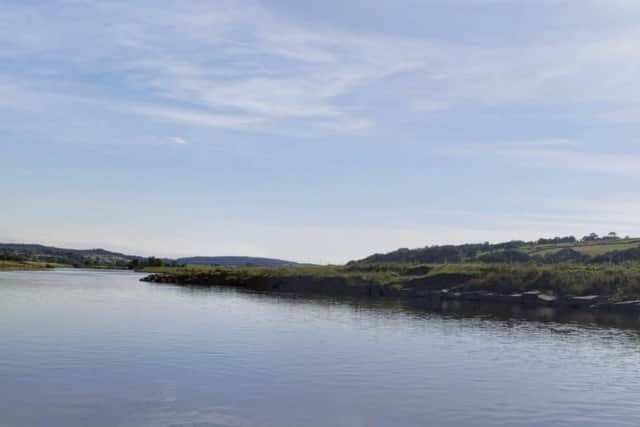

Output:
xmin=142 ymin=264 xmax=401 ymax=287
xmin=0 ymin=260 xmax=59 ymax=270
xmin=431 ymin=263 xmax=640 ymax=301
xmin=142 ymin=262 xmax=640 ymax=301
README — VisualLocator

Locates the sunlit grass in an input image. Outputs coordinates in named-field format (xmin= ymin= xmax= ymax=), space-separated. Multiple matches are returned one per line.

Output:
xmin=0 ymin=260 xmax=59 ymax=270
xmin=524 ymin=238 xmax=640 ymax=257
xmin=142 ymin=261 xmax=640 ymax=300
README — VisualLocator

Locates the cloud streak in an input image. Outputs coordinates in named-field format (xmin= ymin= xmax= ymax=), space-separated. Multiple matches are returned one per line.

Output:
xmin=4 ymin=0 xmax=640 ymax=138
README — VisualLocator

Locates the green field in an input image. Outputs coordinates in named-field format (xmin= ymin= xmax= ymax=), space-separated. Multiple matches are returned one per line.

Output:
xmin=0 ymin=260 xmax=59 ymax=270
xmin=523 ymin=238 xmax=640 ymax=257
xmin=356 ymin=235 xmax=640 ymax=265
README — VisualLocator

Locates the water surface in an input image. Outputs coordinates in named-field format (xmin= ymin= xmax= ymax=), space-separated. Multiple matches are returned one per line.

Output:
xmin=1 ymin=269 xmax=640 ymax=426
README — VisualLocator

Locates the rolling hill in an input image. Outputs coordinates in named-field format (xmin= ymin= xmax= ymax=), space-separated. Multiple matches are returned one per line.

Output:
xmin=0 ymin=243 xmax=298 ymax=268
xmin=0 ymin=243 xmax=138 ymax=267
xmin=351 ymin=234 xmax=640 ymax=265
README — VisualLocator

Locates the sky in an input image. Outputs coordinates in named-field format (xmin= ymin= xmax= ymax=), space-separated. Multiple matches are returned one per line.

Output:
xmin=2 ymin=0 xmax=640 ymax=263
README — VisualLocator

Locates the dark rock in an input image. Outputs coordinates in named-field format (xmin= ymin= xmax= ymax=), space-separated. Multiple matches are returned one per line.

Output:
xmin=429 ymin=291 xmax=442 ymax=303
xmin=477 ymin=292 xmax=499 ymax=303
xmin=440 ymin=289 xmax=453 ymax=300
xmin=609 ymin=300 xmax=640 ymax=313
xmin=459 ymin=291 xmax=483 ymax=301
xmin=567 ymin=295 xmax=601 ymax=309
xmin=522 ymin=291 xmax=542 ymax=306
xmin=537 ymin=294 xmax=558 ymax=306
xmin=505 ymin=293 xmax=523 ymax=303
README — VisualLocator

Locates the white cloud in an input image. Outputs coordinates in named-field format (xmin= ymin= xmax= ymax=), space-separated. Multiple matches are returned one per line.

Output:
xmin=4 ymin=0 xmax=640 ymax=138
xmin=130 ymin=104 xmax=262 ymax=130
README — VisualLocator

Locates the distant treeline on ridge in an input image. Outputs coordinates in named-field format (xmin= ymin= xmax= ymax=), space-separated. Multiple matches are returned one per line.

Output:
xmin=351 ymin=232 xmax=640 ymax=265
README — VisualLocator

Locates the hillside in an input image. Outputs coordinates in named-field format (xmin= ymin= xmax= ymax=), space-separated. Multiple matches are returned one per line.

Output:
xmin=351 ymin=234 xmax=640 ymax=265
xmin=0 ymin=243 xmax=298 ymax=269
xmin=175 ymin=256 xmax=297 ymax=267
xmin=0 ymin=243 xmax=138 ymax=268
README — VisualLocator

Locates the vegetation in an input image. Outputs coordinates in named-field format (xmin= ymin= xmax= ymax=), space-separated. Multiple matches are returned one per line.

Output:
xmin=0 ymin=243 xmax=136 ymax=268
xmin=0 ymin=243 xmax=298 ymax=269
xmin=352 ymin=234 xmax=640 ymax=265
xmin=141 ymin=261 xmax=640 ymax=301
xmin=8 ymin=234 xmax=640 ymax=301
xmin=0 ymin=260 xmax=58 ymax=270
xmin=431 ymin=263 xmax=640 ymax=301
xmin=142 ymin=264 xmax=402 ymax=286
xmin=127 ymin=256 xmax=169 ymax=270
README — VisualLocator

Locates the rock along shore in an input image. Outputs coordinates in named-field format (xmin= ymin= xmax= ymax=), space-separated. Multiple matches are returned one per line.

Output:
xmin=140 ymin=272 xmax=640 ymax=316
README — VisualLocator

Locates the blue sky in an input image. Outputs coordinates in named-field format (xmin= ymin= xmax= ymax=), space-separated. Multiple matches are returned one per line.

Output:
xmin=2 ymin=0 xmax=640 ymax=263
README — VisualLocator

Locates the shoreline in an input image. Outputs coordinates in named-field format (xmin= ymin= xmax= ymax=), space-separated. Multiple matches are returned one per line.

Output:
xmin=140 ymin=268 xmax=640 ymax=317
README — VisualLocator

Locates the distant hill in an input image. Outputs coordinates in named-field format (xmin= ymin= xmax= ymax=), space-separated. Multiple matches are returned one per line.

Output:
xmin=350 ymin=234 xmax=640 ymax=265
xmin=0 ymin=243 xmax=298 ymax=268
xmin=0 ymin=243 xmax=139 ymax=267
xmin=176 ymin=256 xmax=297 ymax=267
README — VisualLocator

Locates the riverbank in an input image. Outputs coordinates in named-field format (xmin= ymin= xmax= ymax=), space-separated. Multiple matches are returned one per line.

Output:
xmin=0 ymin=260 xmax=58 ymax=270
xmin=140 ymin=263 xmax=640 ymax=315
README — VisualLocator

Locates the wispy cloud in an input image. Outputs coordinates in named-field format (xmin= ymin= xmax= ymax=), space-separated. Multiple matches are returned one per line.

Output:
xmin=168 ymin=136 xmax=187 ymax=145
xmin=130 ymin=104 xmax=263 ymax=130
xmin=3 ymin=0 xmax=640 ymax=140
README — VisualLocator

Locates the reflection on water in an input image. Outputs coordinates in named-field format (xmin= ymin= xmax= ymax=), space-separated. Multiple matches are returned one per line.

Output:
xmin=173 ymin=281 xmax=640 ymax=331
xmin=1 ymin=269 xmax=640 ymax=427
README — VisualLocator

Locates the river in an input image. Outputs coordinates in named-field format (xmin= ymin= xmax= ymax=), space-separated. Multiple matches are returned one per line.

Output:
xmin=1 ymin=269 xmax=639 ymax=426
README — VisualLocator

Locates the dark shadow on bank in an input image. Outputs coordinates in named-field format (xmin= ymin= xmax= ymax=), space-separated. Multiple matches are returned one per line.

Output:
xmin=148 ymin=281 xmax=640 ymax=333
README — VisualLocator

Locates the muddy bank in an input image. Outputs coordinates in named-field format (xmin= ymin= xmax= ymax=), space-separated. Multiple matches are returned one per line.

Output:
xmin=141 ymin=271 xmax=640 ymax=317
xmin=141 ymin=272 xmax=399 ymax=297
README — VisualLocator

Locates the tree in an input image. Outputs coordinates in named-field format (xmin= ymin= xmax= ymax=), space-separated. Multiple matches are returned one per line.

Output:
xmin=146 ymin=256 xmax=163 ymax=267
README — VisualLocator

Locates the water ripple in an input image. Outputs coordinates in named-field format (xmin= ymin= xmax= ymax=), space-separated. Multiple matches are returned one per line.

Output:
xmin=2 ymin=269 xmax=640 ymax=427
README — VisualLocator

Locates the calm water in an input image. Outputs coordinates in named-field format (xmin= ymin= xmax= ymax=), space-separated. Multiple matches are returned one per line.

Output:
xmin=1 ymin=269 xmax=640 ymax=427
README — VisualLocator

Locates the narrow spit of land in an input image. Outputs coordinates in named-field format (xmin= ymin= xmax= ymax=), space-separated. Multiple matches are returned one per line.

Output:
xmin=140 ymin=262 xmax=640 ymax=315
